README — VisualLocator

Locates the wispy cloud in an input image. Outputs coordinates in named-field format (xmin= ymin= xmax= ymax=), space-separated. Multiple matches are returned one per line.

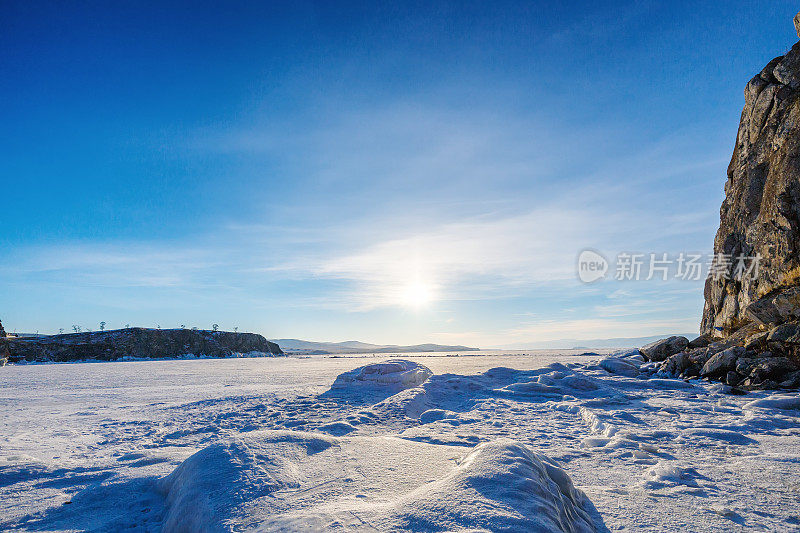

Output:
xmin=5 ymin=244 xmax=221 ymax=289
xmin=3 ymin=98 xmax=725 ymax=341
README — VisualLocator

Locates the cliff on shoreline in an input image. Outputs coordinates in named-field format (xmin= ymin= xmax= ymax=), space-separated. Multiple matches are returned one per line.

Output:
xmin=643 ymin=15 xmax=800 ymax=390
xmin=702 ymin=26 xmax=800 ymax=336
xmin=7 ymin=328 xmax=283 ymax=363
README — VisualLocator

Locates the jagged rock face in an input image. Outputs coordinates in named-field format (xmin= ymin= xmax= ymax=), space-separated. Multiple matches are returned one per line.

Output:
xmin=702 ymin=39 xmax=800 ymax=335
xmin=7 ymin=328 xmax=283 ymax=363
xmin=794 ymin=12 xmax=800 ymax=39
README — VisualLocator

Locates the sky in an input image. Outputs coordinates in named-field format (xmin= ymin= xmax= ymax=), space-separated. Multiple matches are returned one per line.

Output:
xmin=1 ymin=1 xmax=798 ymax=346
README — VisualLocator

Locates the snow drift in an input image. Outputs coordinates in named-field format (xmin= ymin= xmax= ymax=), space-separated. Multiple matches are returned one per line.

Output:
xmin=157 ymin=430 xmax=595 ymax=532
xmin=330 ymin=359 xmax=433 ymax=392
xmin=387 ymin=439 xmax=595 ymax=532
xmin=158 ymin=431 xmax=337 ymax=532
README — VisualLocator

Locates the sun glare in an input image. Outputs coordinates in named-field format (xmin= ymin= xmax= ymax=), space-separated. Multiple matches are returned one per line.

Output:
xmin=400 ymin=281 xmax=434 ymax=308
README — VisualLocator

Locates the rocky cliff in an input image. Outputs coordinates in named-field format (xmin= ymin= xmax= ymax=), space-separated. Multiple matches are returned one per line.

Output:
xmin=702 ymin=21 xmax=800 ymax=335
xmin=642 ymin=16 xmax=800 ymax=390
xmin=7 ymin=328 xmax=283 ymax=363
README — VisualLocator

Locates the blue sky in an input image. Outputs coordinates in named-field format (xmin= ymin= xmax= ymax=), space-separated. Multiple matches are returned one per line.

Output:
xmin=1 ymin=1 xmax=797 ymax=346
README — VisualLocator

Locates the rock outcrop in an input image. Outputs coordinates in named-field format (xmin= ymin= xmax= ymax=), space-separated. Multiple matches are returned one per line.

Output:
xmin=6 ymin=328 xmax=283 ymax=363
xmin=639 ymin=336 xmax=689 ymax=362
xmin=701 ymin=25 xmax=800 ymax=336
xmin=656 ymin=15 xmax=800 ymax=390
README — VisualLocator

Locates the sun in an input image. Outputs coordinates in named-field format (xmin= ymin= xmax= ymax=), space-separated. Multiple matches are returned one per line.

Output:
xmin=400 ymin=281 xmax=435 ymax=308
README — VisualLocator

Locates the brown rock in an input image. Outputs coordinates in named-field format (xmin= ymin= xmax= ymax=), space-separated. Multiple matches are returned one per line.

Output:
xmin=745 ymin=287 xmax=800 ymax=326
xmin=766 ymin=321 xmax=800 ymax=343
xmin=736 ymin=356 xmax=759 ymax=375
xmin=744 ymin=331 xmax=769 ymax=350
xmin=639 ymin=336 xmax=689 ymax=362
xmin=725 ymin=371 xmax=742 ymax=386
xmin=748 ymin=356 xmax=798 ymax=382
xmin=701 ymin=34 xmax=800 ymax=336
xmin=795 ymin=11 xmax=800 ymax=40
xmin=688 ymin=334 xmax=712 ymax=349
xmin=659 ymin=351 xmax=692 ymax=376
xmin=756 ymin=379 xmax=779 ymax=390
xmin=780 ymin=370 xmax=800 ymax=387
xmin=701 ymin=346 xmax=745 ymax=377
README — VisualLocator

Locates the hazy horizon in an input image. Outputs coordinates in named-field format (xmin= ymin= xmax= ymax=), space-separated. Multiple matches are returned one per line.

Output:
xmin=6 ymin=327 xmax=700 ymax=351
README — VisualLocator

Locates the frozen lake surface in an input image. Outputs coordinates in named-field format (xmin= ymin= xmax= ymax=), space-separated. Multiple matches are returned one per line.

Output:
xmin=1 ymin=351 xmax=799 ymax=531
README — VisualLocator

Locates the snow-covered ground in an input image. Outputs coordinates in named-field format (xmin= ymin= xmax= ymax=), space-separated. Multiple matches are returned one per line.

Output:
xmin=1 ymin=351 xmax=799 ymax=531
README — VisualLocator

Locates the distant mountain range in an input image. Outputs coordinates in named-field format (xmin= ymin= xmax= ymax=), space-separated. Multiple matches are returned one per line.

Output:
xmin=489 ymin=333 xmax=699 ymax=351
xmin=270 ymin=339 xmax=479 ymax=355
xmin=270 ymin=334 xmax=699 ymax=354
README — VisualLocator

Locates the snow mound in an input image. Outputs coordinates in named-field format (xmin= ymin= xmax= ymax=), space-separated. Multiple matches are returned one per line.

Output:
xmin=390 ymin=439 xmax=595 ymax=532
xmin=158 ymin=431 xmax=596 ymax=532
xmin=158 ymin=431 xmax=336 ymax=533
xmin=370 ymin=386 xmax=430 ymax=419
xmin=643 ymin=378 xmax=695 ymax=389
xmin=641 ymin=461 xmax=701 ymax=490
xmin=419 ymin=408 xmax=458 ymax=424
xmin=330 ymin=359 xmax=433 ymax=392
xmin=744 ymin=394 xmax=800 ymax=411
xmin=608 ymin=348 xmax=644 ymax=360
xmin=316 ymin=421 xmax=357 ymax=435
xmin=681 ymin=427 xmax=756 ymax=445
xmin=496 ymin=367 xmax=606 ymax=399
xmin=599 ymin=357 xmax=640 ymax=377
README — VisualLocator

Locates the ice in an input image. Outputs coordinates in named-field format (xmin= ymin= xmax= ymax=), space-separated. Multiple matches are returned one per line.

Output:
xmin=330 ymin=359 xmax=433 ymax=393
xmin=386 ymin=439 xmax=596 ymax=533
xmin=744 ymin=394 xmax=800 ymax=411
xmin=643 ymin=378 xmax=696 ymax=389
xmin=419 ymin=408 xmax=456 ymax=424
xmin=2 ymin=352 xmax=800 ymax=531
xmin=159 ymin=431 xmax=337 ymax=532
xmin=370 ymin=386 xmax=430 ymax=419
xmin=680 ymin=427 xmax=757 ymax=445
xmin=608 ymin=348 xmax=642 ymax=359
xmin=641 ymin=461 xmax=701 ymax=489
xmin=158 ymin=431 xmax=596 ymax=533
xmin=599 ymin=357 xmax=640 ymax=377
xmin=494 ymin=364 xmax=613 ymax=399
xmin=316 ymin=421 xmax=357 ymax=435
